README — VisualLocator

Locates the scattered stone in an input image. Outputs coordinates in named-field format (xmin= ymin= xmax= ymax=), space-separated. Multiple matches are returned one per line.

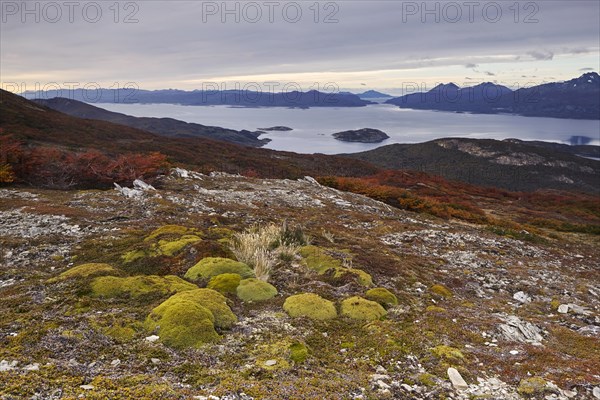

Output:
xmin=264 ymin=360 xmax=277 ymax=366
xmin=593 ymin=386 xmax=600 ymax=399
xmin=498 ymin=315 xmax=544 ymax=344
xmin=447 ymin=367 xmax=468 ymax=390
xmin=145 ymin=335 xmax=160 ymax=342
xmin=110 ymin=359 xmax=121 ymax=366
xmin=513 ymin=291 xmax=532 ymax=303
xmin=509 ymin=350 xmax=519 ymax=355
xmin=23 ymin=363 xmax=40 ymax=371
xmin=79 ymin=385 xmax=94 ymax=390
xmin=558 ymin=304 xmax=569 ymax=314
xmin=0 ymin=360 xmax=17 ymax=372
xmin=151 ymin=358 xmax=161 ymax=364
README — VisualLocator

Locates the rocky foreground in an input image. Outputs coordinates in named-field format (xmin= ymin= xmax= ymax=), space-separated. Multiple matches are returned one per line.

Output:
xmin=0 ymin=170 xmax=599 ymax=399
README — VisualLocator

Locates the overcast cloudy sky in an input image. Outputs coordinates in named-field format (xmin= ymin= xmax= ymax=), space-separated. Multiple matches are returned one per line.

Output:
xmin=1 ymin=0 xmax=599 ymax=93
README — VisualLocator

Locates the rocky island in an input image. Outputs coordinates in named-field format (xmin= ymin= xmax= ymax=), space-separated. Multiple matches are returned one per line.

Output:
xmin=257 ymin=126 xmax=293 ymax=132
xmin=332 ymin=128 xmax=390 ymax=143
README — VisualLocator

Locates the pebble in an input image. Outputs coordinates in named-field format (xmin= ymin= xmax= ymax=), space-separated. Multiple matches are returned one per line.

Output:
xmin=558 ymin=304 xmax=569 ymax=314
xmin=0 ymin=360 xmax=17 ymax=372
xmin=448 ymin=367 xmax=468 ymax=390
xmin=264 ymin=359 xmax=277 ymax=366
xmin=513 ymin=291 xmax=532 ymax=303
xmin=151 ymin=358 xmax=161 ymax=364
xmin=593 ymin=386 xmax=600 ymax=399
xmin=80 ymin=385 xmax=94 ymax=390
xmin=23 ymin=363 xmax=40 ymax=371
xmin=509 ymin=350 xmax=519 ymax=355
xmin=110 ymin=359 xmax=121 ymax=366
xmin=145 ymin=335 xmax=160 ymax=342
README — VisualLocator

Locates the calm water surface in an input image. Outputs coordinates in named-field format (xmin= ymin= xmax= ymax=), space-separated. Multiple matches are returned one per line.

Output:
xmin=100 ymin=103 xmax=600 ymax=154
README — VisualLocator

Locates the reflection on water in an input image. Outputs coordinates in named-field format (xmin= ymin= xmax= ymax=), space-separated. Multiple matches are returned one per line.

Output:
xmin=100 ymin=103 xmax=600 ymax=155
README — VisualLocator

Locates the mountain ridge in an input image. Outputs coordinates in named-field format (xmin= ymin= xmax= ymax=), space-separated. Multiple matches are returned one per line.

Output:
xmin=385 ymin=73 xmax=600 ymax=119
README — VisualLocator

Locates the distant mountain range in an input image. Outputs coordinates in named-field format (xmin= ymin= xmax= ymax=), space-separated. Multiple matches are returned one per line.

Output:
xmin=33 ymin=97 xmax=269 ymax=147
xmin=356 ymin=90 xmax=393 ymax=99
xmin=23 ymin=89 xmax=373 ymax=108
xmin=385 ymin=73 xmax=600 ymax=120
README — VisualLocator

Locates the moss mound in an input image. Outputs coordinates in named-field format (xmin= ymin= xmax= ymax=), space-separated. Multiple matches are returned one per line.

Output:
xmin=333 ymin=268 xmax=373 ymax=287
xmin=157 ymin=235 xmax=202 ymax=256
xmin=289 ymin=341 xmax=309 ymax=363
xmin=52 ymin=263 xmax=120 ymax=282
xmin=90 ymin=275 xmax=196 ymax=298
xmin=236 ymin=278 xmax=278 ymax=302
xmin=185 ymin=257 xmax=255 ymax=281
xmin=430 ymin=345 xmax=464 ymax=362
xmin=365 ymin=288 xmax=398 ymax=307
xmin=517 ymin=377 xmax=549 ymax=396
xmin=283 ymin=293 xmax=337 ymax=320
xmin=207 ymin=273 xmax=242 ymax=294
xmin=299 ymin=246 xmax=342 ymax=274
xmin=430 ymin=284 xmax=453 ymax=298
xmin=157 ymin=289 xmax=237 ymax=329
xmin=145 ymin=225 xmax=199 ymax=241
xmin=145 ymin=299 xmax=219 ymax=348
xmin=340 ymin=296 xmax=387 ymax=321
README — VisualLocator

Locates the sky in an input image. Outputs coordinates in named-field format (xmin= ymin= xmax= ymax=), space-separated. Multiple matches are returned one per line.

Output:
xmin=1 ymin=0 xmax=599 ymax=94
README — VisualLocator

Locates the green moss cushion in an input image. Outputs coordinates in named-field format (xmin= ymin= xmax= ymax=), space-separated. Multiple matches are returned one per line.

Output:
xmin=144 ymin=299 xmax=219 ymax=348
xmin=90 ymin=275 xmax=196 ymax=298
xmin=207 ymin=273 xmax=242 ymax=294
xmin=184 ymin=257 xmax=255 ymax=281
xmin=283 ymin=293 xmax=337 ymax=320
xmin=157 ymin=289 xmax=237 ymax=329
xmin=340 ymin=296 xmax=387 ymax=321
xmin=365 ymin=288 xmax=398 ymax=307
xmin=236 ymin=278 xmax=278 ymax=302
xmin=52 ymin=263 xmax=120 ymax=282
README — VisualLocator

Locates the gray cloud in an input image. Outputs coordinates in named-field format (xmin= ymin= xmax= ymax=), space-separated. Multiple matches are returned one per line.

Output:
xmin=0 ymin=0 xmax=598 ymax=89
xmin=527 ymin=50 xmax=555 ymax=61
xmin=484 ymin=71 xmax=496 ymax=76
xmin=580 ymin=67 xmax=595 ymax=71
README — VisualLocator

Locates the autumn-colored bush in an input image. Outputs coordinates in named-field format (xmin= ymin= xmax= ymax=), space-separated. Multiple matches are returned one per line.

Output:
xmin=0 ymin=133 xmax=169 ymax=189
xmin=319 ymin=174 xmax=488 ymax=223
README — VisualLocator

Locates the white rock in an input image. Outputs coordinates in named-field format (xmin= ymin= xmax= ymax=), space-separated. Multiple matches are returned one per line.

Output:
xmin=23 ymin=363 xmax=39 ymax=371
xmin=376 ymin=380 xmax=391 ymax=390
xmin=80 ymin=385 xmax=95 ymax=390
xmin=509 ymin=350 xmax=519 ymax=355
xmin=151 ymin=358 xmax=161 ymax=364
xmin=133 ymin=179 xmax=156 ymax=191
xmin=558 ymin=304 xmax=569 ymax=314
xmin=593 ymin=386 xmax=600 ymax=399
xmin=264 ymin=359 xmax=277 ymax=366
xmin=145 ymin=335 xmax=160 ymax=342
xmin=498 ymin=315 xmax=544 ymax=344
xmin=0 ymin=360 xmax=17 ymax=372
xmin=110 ymin=359 xmax=121 ymax=366
xmin=513 ymin=291 xmax=532 ymax=303
xmin=448 ymin=367 xmax=468 ymax=390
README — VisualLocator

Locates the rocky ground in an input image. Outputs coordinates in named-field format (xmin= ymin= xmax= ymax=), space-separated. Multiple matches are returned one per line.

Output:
xmin=0 ymin=169 xmax=599 ymax=399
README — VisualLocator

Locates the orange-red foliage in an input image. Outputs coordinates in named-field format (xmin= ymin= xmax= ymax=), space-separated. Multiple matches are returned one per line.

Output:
xmin=0 ymin=134 xmax=169 ymax=189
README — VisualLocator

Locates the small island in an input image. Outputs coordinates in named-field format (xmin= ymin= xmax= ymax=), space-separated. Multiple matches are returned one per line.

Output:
xmin=257 ymin=126 xmax=293 ymax=132
xmin=332 ymin=128 xmax=390 ymax=143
